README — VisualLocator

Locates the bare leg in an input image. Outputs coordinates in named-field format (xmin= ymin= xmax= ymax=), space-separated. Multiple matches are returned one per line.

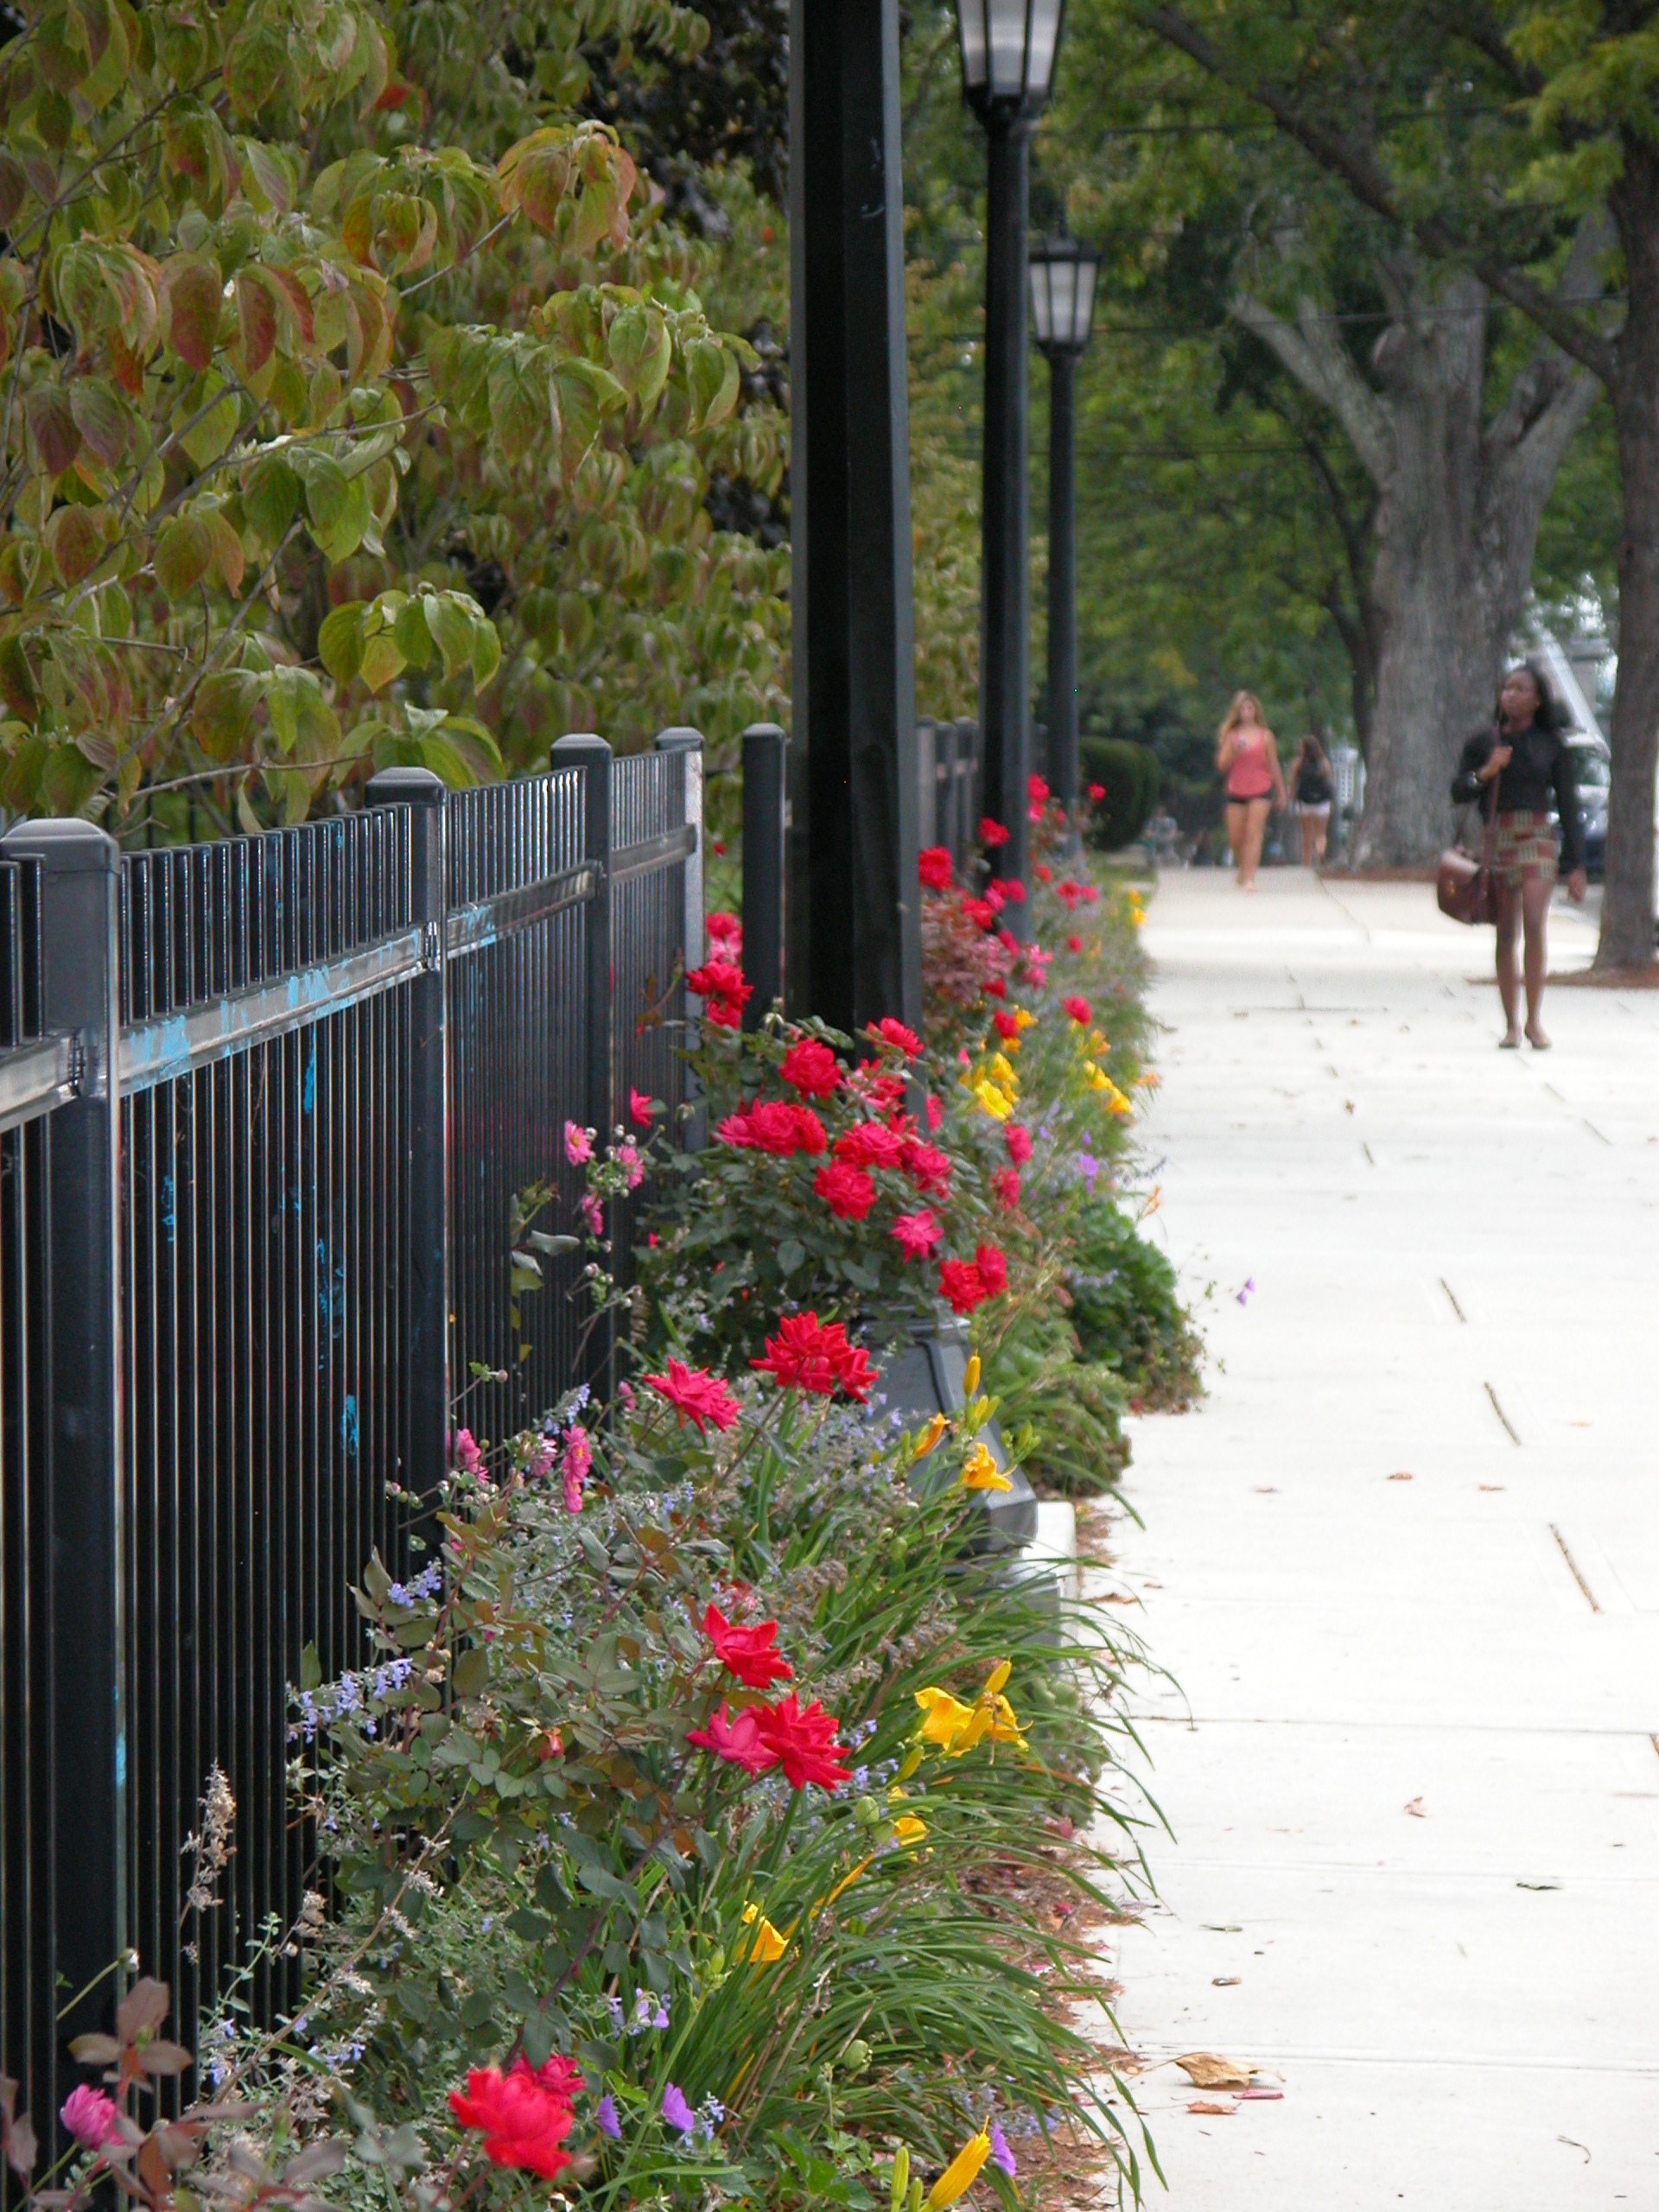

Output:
xmin=1522 ymin=873 xmax=1552 ymax=1043
xmin=1238 ymin=798 xmax=1270 ymax=888
xmin=1494 ymin=881 xmax=1522 ymax=1043
xmin=1313 ymin=816 xmax=1328 ymax=865
xmin=1226 ymin=804 xmax=1244 ymax=874
xmin=1299 ymin=813 xmax=1317 ymax=867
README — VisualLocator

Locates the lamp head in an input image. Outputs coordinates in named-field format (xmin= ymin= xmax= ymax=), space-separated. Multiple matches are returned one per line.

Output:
xmin=957 ymin=0 xmax=1066 ymax=120
xmin=1028 ymin=234 xmax=1100 ymax=355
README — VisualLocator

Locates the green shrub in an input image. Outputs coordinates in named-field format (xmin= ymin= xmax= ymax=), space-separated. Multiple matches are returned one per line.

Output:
xmin=1067 ymin=1194 xmax=1204 ymax=1408
xmin=1080 ymin=742 xmax=1160 ymax=850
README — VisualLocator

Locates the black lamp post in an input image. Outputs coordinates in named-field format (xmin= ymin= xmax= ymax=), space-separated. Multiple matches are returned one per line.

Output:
xmin=1029 ymin=235 xmax=1099 ymax=848
xmin=956 ymin=0 xmax=1065 ymax=930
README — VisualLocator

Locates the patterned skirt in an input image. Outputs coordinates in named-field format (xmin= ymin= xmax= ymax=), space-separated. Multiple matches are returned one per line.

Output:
xmin=1491 ymin=809 xmax=1558 ymax=890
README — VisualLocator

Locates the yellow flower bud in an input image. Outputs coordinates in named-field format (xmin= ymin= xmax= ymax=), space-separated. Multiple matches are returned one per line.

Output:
xmin=962 ymin=1353 xmax=981 ymax=1396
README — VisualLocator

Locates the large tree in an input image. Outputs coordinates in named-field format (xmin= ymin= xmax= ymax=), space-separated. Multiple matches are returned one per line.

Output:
xmin=1059 ymin=6 xmax=1601 ymax=864
xmin=1118 ymin=0 xmax=1659 ymax=961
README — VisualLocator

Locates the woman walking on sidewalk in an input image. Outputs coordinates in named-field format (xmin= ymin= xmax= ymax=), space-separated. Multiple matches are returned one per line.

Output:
xmin=1216 ymin=691 xmax=1287 ymax=891
xmin=1452 ymin=662 xmax=1586 ymax=1051
xmin=1290 ymin=735 xmax=1334 ymax=868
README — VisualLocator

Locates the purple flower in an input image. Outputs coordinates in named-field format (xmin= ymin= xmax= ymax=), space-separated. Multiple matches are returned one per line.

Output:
xmin=1236 ymin=1276 xmax=1255 ymax=1305
xmin=651 ymin=2002 xmax=669 ymax=2031
xmin=595 ymin=2093 xmax=620 ymax=2140
xmin=662 ymin=2082 xmax=695 ymax=2134
xmin=564 ymin=1120 xmax=594 ymax=1166
xmin=1076 ymin=1149 xmax=1101 ymax=1192
xmin=61 ymin=2085 xmax=118 ymax=2150
xmin=989 ymin=2120 xmax=1016 ymax=2178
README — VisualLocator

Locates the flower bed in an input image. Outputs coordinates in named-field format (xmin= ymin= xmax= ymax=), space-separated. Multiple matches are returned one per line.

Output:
xmin=13 ymin=791 xmax=1195 ymax=2212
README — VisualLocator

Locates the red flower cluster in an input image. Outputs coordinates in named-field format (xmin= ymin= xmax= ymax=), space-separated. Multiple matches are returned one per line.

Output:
xmin=1028 ymin=773 xmax=1050 ymax=813
xmin=1004 ymin=1121 xmax=1033 ymax=1166
xmin=1065 ymin=932 xmax=1083 ymax=952
xmin=992 ymin=1008 xmax=1020 ymax=1041
xmin=979 ymin=817 xmax=1011 ymax=848
xmin=834 ymin=1120 xmax=906 ymax=1170
xmin=716 ymin=1100 xmax=826 ymax=1154
xmin=779 ymin=1038 xmax=842 ymax=1097
xmin=1062 ymin=995 xmax=1091 ymax=1026
xmin=918 ymin=845 xmax=955 ymax=890
xmin=868 ymin=1015 xmax=922 ymax=1058
xmin=706 ymin=910 xmax=743 ymax=950
xmin=752 ymin=1311 xmax=876 ymax=1400
xmin=702 ymin=1602 xmax=793 ymax=1688
xmin=852 ymin=1064 xmax=907 ymax=1110
xmin=991 ymin=1165 xmax=1020 ymax=1211
xmin=1034 ymin=862 xmax=1052 ymax=885
xmin=450 ymin=2064 xmax=577 ymax=2179
xmin=687 ymin=957 xmax=753 ymax=1029
xmin=1087 ymin=781 xmax=1106 ymax=801
xmin=962 ymin=896 xmax=995 ymax=931
xmin=983 ymin=882 xmax=1006 ymax=915
xmin=687 ymin=1694 xmax=852 ymax=1791
xmin=891 ymin=1206 xmax=944 ymax=1258
xmin=937 ymin=1241 xmax=1009 ymax=1314
xmin=1055 ymin=879 xmax=1100 ymax=911
xmin=994 ymin=877 xmax=1025 ymax=903
xmin=814 ymin=1160 xmax=876 ymax=1220
xmin=645 ymin=1359 xmax=740 ymax=1433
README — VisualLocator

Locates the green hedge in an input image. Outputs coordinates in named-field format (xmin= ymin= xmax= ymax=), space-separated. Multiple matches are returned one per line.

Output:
xmin=1081 ymin=740 xmax=1160 ymax=849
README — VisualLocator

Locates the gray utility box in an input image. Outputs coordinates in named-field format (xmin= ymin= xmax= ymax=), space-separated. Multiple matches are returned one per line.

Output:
xmin=873 ymin=1313 xmax=1038 ymax=1552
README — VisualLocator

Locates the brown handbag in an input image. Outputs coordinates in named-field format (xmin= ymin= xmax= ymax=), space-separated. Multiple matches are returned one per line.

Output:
xmin=1437 ymin=785 xmax=1497 ymax=926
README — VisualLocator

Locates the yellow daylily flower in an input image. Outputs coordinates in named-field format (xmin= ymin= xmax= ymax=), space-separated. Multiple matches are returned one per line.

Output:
xmin=1090 ymin=1027 xmax=1110 ymax=1056
xmin=988 ymin=1052 xmax=1018 ymax=1093
xmin=912 ymin=1413 xmax=949 ymax=1459
xmin=1010 ymin=1005 xmax=1036 ymax=1031
xmin=963 ymin=1353 xmax=981 ymax=1396
xmin=971 ymin=1078 xmax=1012 ymax=1122
xmin=925 ymin=2128 xmax=991 ymax=2209
xmin=960 ymin=1441 xmax=1012 ymax=1492
xmin=893 ymin=1813 xmax=928 ymax=1845
xmin=1103 ymin=1078 xmax=1134 ymax=1117
xmin=823 ymin=1854 xmax=872 ymax=1907
xmin=914 ymin=1662 xmax=1027 ymax=1758
xmin=740 ymin=1904 xmax=789 ymax=1964
xmin=913 ymin=1686 xmax=974 ymax=1751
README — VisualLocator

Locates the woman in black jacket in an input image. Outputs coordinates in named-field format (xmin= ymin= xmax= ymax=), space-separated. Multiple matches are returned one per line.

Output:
xmin=1451 ymin=662 xmax=1586 ymax=1050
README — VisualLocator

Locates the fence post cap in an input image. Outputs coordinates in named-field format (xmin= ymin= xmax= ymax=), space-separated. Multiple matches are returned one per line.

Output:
xmin=552 ymin=731 xmax=612 ymax=760
xmin=740 ymin=721 xmax=787 ymax=746
xmin=654 ymin=726 xmax=703 ymax=753
xmin=365 ymin=766 xmax=445 ymax=808
xmin=0 ymin=816 xmax=120 ymax=874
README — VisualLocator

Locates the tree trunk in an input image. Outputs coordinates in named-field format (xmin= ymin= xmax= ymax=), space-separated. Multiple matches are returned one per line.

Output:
xmin=1236 ymin=264 xmax=1597 ymax=866
xmin=1597 ymin=139 xmax=1659 ymax=970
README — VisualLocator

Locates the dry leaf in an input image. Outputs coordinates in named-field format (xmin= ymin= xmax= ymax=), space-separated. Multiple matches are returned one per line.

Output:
xmin=1211 ymin=1976 xmax=1241 ymax=1986
xmin=1387 ymin=1471 xmax=1414 ymax=1482
xmin=1186 ymin=2100 xmax=1235 ymax=2116
xmin=1236 ymin=2088 xmax=1284 ymax=2101
xmin=1479 ymin=1484 xmax=1504 ymax=1492
xmin=1404 ymin=1797 xmax=1425 ymax=1817
xmin=1175 ymin=2052 xmax=1254 ymax=2089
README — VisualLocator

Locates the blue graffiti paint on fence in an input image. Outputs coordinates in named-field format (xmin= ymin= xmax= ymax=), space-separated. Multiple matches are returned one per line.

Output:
xmin=340 ymin=1395 xmax=359 ymax=1457
xmin=302 ymin=1041 xmax=316 ymax=1114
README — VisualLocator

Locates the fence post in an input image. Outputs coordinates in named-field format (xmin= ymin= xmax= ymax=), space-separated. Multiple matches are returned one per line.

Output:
xmin=552 ymin=735 xmax=614 ymax=1395
xmin=915 ymin=718 xmax=937 ymax=855
xmin=0 ymin=820 xmax=124 ymax=2084
xmin=654 ymin=728 xmax=705 ymax=1148
xmin=365 ymin=768 xmax=449 ymax=1501
xmin=741 ymin=723 xmax=786 ymax=1030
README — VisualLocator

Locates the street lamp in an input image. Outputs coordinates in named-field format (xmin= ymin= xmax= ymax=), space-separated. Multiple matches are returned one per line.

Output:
xmin=1029 ymin=234 xmax=1099 ymax=847
xmin=956 ymin=0 xmax=1066 ymax=927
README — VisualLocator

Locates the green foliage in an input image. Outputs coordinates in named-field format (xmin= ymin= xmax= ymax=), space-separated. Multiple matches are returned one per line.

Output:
xmin=0 ymin=1 xmax=788 ymax=836
xmin=1066 ymin=1192 xmax=1204 ymax=1410
xmin=1081 ymin=738 xmax=1160 ymax=850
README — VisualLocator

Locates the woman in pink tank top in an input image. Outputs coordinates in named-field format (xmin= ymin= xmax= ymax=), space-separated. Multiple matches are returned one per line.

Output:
xmin=1215 ymin=690 xmax=1286 ymax=891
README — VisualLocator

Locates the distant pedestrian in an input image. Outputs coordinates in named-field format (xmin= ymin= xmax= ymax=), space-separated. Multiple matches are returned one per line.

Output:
xmin=1451 ymin=662 xmax=1586 ymax=1051
xmin=1290 ymin=736 xmax=1334 ymax=868
xmin=1216 ymin=691 xmax=1287 ymax=892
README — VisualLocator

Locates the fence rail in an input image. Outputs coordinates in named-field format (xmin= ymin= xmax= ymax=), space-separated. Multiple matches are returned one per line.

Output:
xmin=0 ymin=732 xmax=701 ymax=2157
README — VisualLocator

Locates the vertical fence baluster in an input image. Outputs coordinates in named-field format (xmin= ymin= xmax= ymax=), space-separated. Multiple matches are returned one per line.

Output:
xmin=365 ymin=771 xmax=449 ymax=1500
xmin=551 ymin=736 xmax=613 ymax=1398
xmin=741 ymin=724 xmax=786 ymax=1030
xmin=0 ymin=821 xmax=124 ymax=2116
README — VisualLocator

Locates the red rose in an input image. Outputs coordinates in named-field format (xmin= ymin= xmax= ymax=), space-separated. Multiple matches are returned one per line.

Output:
xmin=974 ymin=1242 xmax=1008 ymax=1296
xmin=814 ymin=1160 xmax=877 ymax=1219
xmin=686 ymin=957 xmax=749 ymax=1003
xmin=1035 ymin=863 xmax=1052 ymax=885
xmin=780 ymin=1038 xmax=842 ymax=1097
xmin=992 ymin=1008 xmax=1020 ymax=1041
xmin=1001 ymin=878 xmax=1026 ymax=902
xmin=513 ymin=2054 xmax=585 ymax=2101
xmin=449 ymin=2068 xmax=575 ymax=2179
xmin=705 ymin=910 xmax=742 ymax=945
xmin=979 ymin=817 xmax=1011 ymax=848
xmin=925 ymin=1093 xmax=943 ymax=1131
xmin=991 ymin=1165 xmax=1020 ymax=1210
xmin=834 ymin=1120 xmax=906 ymax=1170
xmin=890 ymin=1206 xmax=944 ymax=1258
xmin=918 ymin=845 xmax=955 ymax=890
xmin=751 ymin=1312 xmax=875 ymax=1400
xmin=962 ymin=897 xmax=995 ymax=931
xmin=1004 ymin=1122 xmax=1033 ymax=1166
xmin=1087 ymin=782 xmax=1105 ymax=801
xmin=900 ymin=1139 xmax=951 ymax=1195
xmin=704 ymin=997 xmax=742 ymax=1029
xmin=869 ymin=1015 xmax=923 ymax=1058
xmin=753 ymin=1694 xmax=853 ymax=1791
xmin=1066 ymin=933 xmax=1083 ymax=952
xmin=938 ymin=1258 xmax=987 ymax=1314
xmin=1063 ymin=995 xmax=1090 ymax=1025
xmin=645 ymin=1359 xmax=741 ymax=1433
xmin=702 ymin=1602 xmax=793 ymax=1688
xmin=982 ymin=882 xmax=1006 ymax=914
xmin=686 ymin=1701 xmax=779 ymax=1777
xmin=854 ymin=1065 xmax=908 ymax=1110
xmin=750 ymin=1100 xmax=827 ymax=1154
xmin=983 ymin=976 xmax=1007 ymax=999
xmin=996 ymin=928 xmax=1018 ymax=955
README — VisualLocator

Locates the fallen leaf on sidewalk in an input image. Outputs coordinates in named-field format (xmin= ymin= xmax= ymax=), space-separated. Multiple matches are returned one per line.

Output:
xmin=1235 ymin=2088 xmax=1284 ymax=2101
xmin=1176 ymin=2053 xmax=1254 ymax=2089
xmin=1479 ymin=1484 xmax=1504 ymax=1492
xmin=1387 ymin=1471 xmax=1414 ymax=1482
xmin=1211 ymin=1976 xmax=1241 ymax=1986
xmin=1517 ymin=1878 xmax=1561 ymax=1891
xmin=1404 ymin=1797 xmax=1425 ymax=1817
xmin=1186 ymin=2101 xmax=1235 ymax=2117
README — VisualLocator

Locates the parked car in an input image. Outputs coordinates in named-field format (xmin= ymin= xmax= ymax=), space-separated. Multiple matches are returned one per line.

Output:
xmin=1565 ymin=735 xmax=1610 ymax=879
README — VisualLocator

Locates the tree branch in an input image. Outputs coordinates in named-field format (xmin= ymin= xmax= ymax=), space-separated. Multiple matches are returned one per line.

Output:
xmin=1230 ymin=293 xmax=1393 ymax=483
xmin=1138 ymin=3 xmax=1621 ymax=388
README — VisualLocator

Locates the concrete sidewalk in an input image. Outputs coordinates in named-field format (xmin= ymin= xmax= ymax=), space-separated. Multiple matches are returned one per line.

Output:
xmin=1104 ymin=869 xmax=1659 ymax=2209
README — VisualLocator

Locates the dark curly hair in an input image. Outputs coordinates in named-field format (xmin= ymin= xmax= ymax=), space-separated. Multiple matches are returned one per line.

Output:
xmin=1495 ymin=660 xmax=1571 ymax=735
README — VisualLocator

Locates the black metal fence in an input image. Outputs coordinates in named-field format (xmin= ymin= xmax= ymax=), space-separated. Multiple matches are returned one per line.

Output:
xmin=0 ymin=731 xmax=701 ymax=2148
xmin=916 ymin=718 xmax=982 ymax=874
